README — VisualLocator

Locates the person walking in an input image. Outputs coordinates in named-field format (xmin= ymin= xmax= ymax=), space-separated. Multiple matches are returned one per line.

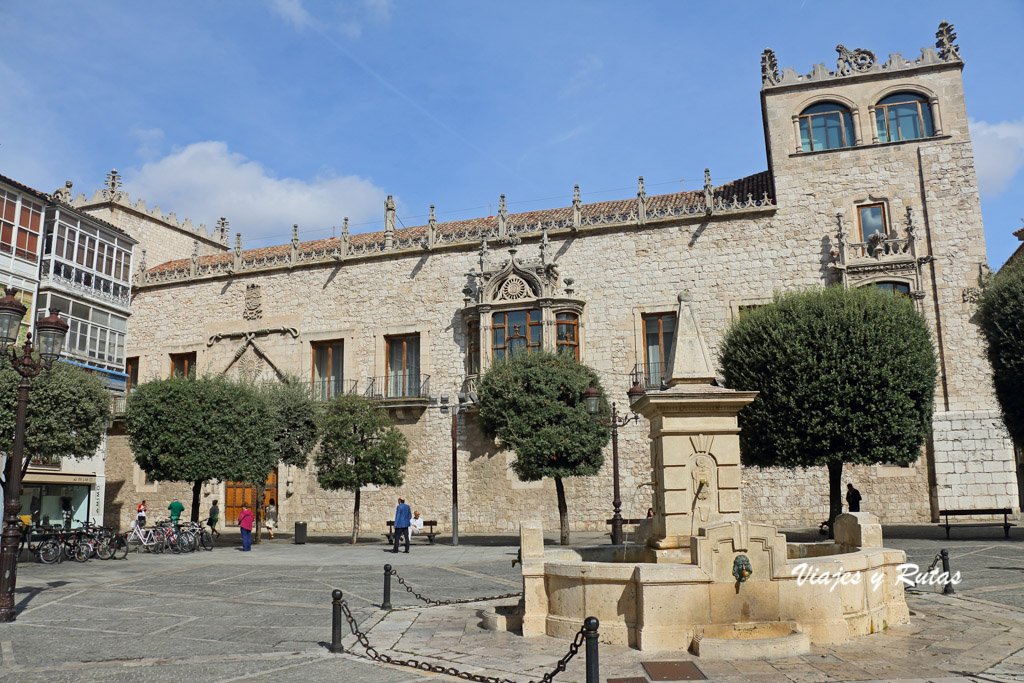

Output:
xmin=136 ymin=500 xmax=147 ymax=528
xmin=238 ymin=504 xmax=254 ymax=551
xmin=264 ymin=499 xmax=277 ymax=540
xmin=392 ymin=497 xmax=411 ymax=553
xmin=168 ymin=497 xmax=185 ymax=527
xmin=208 ymin=500 xmax=221 ymax=539
xmin=846 ymin=483 xmax=862 ymax=513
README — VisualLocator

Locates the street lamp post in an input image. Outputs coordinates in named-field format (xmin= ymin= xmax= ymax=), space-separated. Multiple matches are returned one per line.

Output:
xmin=0 ymin=289 xmax=68 ymax=623
xmin=584 ymin=382 xmax=644 ymax=546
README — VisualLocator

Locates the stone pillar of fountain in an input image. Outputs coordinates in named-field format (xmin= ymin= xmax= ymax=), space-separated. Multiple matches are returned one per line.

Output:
xmin=630 ymin=292 xmax=758 ymax=562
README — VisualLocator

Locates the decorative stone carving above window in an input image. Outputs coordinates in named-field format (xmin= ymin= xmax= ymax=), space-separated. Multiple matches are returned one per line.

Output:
xmin=496 ymin=275 xmax=532 ymax=301
xmin=243 ymin=282 xmax=263 ymax=320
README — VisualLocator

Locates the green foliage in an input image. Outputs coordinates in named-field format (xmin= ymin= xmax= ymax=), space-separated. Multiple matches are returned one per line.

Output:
xmin=719 ymin=286 xmax=937 ymax=468
xmin=0 ymin=361 xmax=110 ymax=463
xmin=126 ymin=375 xmax=277 ymax=484
xmin=261 ymin=377 xmax=319 ymax=469
xmin=476 ymin=351 xmax=610 ymax=481
xmin=977 ymin=260 xmax=1024 ymax=445
xmin=315 ymin=394 xmax=408 ymax=492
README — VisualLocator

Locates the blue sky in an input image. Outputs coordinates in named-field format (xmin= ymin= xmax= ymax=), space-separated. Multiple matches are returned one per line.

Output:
xmin=1 ymin=2 xmax=1022 ymax=267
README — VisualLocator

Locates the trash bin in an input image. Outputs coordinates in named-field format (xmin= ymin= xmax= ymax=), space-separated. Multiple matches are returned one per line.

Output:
xmin=294 ymin=522 xmax=307 ymax=544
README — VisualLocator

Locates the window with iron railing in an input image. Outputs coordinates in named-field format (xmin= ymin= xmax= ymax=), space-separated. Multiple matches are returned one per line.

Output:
xmin=642 ymin=313 xmax=676 ymax=387
xmin=312 ymin=339 xmax=345 ymax=400
xmin=386 ymin=334 xmax=421 ymax=398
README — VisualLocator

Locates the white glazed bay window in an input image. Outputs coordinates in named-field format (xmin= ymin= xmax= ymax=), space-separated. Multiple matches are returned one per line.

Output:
xmin=36 ymin=292 xmax=127 ymax=372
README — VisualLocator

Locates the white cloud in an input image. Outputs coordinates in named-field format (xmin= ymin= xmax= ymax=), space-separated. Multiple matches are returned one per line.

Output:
xmin=123 ymin=142 xmax=388 ymax=249
xmin=130 ymin=127 xmax=165 ymax=161
xmin=969 ymin=118 xmax=1024 ymax=197
xmin=269 ymin=0 xmax=315 ymax=30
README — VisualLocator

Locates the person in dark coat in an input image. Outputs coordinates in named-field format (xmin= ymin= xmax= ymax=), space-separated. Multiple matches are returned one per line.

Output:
xmin=846 ymin=483 xmax=862 ymax=513
xmin=392 ymin=497 xmax=411 ymax=553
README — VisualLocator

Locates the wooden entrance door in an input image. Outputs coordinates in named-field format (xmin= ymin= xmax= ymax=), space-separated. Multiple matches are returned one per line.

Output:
xmin=225 ymin=469 xmax=278 ymax=525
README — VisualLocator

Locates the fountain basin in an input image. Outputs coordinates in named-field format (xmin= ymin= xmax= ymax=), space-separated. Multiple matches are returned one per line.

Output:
xmin=692 ymin=621 xmax=810 ymax=659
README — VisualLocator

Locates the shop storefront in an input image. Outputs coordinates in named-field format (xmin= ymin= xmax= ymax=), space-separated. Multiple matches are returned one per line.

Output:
xmin=20 ymin=473 xmax=96 ymax=527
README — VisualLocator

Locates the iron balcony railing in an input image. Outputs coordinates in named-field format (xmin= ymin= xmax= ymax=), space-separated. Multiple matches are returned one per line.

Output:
xmin=632 ymin=361 xmax=668 ymax=390
xmin=307 ymin=378 xmax=359 ymax=402
xmin=112 ymin=394 xmax=128 ymax=416
xmin=364 ymin=374 xmax=430 ymax=401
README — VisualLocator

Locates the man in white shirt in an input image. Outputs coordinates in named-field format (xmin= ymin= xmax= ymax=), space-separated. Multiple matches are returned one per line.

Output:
xmin=410 ymin=510 xmax=424 ymax=535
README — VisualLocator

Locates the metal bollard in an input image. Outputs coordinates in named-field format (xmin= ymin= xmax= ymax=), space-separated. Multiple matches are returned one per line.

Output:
xmin=382 ymin=563 xmax=393 ymax=610
xmin=330 ymin=589 xmax=344 ymax=653
xmin=583 ymin=616 xmax=599 ymax=683
xmin=940 ymin=549 xmax=955 ymax=595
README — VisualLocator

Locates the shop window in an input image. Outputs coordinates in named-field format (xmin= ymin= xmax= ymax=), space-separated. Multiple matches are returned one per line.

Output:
xmin=492 ymin=309 xmax=542 ymax=362
xmin=386 ymin=334 xmax=421 ymax=398
xmin=312 ymin=339 xmax=344 ymax=400
xmin=643 ymin=313 xmax=676 ymax=387
xmin=171 ymin=352 xmax=196 ymax=378
xmin=875 ymin=93 xmax=934 ymax=142
xmin=556 ymin=312 xmax=579 ymax=360
xmin=798 ymin=102 xmax=855 ymax=151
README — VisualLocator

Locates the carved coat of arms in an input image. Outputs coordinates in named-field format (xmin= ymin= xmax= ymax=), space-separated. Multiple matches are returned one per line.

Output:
xmin=243 ymin=283 xmax=263 ymax=320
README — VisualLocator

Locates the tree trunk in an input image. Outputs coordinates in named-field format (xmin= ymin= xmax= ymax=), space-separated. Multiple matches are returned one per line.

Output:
xmin=555 ymin=477 xmax=569 ymax=546
xmin=351 ymin=488 xmax=361 ymax=544
xmin=827 ymin=461 xmax=844 ymax=540
xmin=191 ymin=480 xmax=203 ymax=522
xmin=253 ymin=483 xmax=265 ymax=544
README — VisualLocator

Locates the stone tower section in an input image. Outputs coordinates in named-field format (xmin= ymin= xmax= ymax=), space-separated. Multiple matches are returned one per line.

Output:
xmin=74 ymin=169 xmax=230 ymax=269
xmin=760 ymin=23 xmax=1018 ymax=515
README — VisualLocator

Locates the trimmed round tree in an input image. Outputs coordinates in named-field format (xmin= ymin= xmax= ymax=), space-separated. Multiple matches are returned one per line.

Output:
xmin=315 ymin=394 xmax=409 ymax=544
xmin=0 ymin=361 xmax=111 ymax=480
xmin=719 ymin=286 xmax=936 ymax=533
xmin=977 ymin=260 xmax=1024 ymax=446
xmin=476 ymin=351 xmax=610 ymax=545
xmin=126 ymin=375 xmax=278 ymax=521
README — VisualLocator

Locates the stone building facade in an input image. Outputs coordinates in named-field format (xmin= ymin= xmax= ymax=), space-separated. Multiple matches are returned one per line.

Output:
xmin=102 ymin=24 xmax=1020 ymax=533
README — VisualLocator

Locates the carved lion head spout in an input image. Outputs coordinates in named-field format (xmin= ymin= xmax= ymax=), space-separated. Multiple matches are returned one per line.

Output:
xmin=733 ymin=554 xmax=753 ymax=583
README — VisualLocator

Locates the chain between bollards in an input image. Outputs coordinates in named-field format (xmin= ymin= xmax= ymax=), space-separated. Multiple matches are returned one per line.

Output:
xmin=940 ymin=549 xmax=955 ymax=595
xmin=330 ymin=589 xmax=344 ymax=653
xmin=583 ymin=616 xmax=599 ymax=683
xmin=382 ymin=563 xmax=393 ymax=610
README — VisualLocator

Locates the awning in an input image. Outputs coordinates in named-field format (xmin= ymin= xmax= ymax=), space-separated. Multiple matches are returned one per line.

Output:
xmin=23 ymin=472 xmax=96 ymax=485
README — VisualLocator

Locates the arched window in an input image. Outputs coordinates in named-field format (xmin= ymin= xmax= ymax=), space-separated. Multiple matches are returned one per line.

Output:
xmin=871 ymin=281 xmax=911 ymax=298
xmin=798 ymin=102 xmax=855 ymax=151
xmin=556 ymin=312 xmax=579 ymax=360
xmin=875 ymin=93 xmax=934 ymax=142
xmin=492 ymin=309 xmax=542 ymax=361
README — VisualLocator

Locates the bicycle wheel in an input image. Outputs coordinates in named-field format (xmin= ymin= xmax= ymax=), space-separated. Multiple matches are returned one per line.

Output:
xmin=186 ymin=532 xmax=198 ymax=553
xmin=200 ymin=531 xmax=214 ymax=551
xmin=96 ymin=538 xmax=115 ymax=560
xmin=74 ymin=543 xmax=91 ymax=562
xmin=113 ymin=536 xmax=129 ymax=560
xmin=38 ymin=540 xmax=61 ymax=565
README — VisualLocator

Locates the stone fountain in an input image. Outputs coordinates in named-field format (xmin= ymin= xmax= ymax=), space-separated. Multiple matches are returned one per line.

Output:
xmin=487 ymin=293 xmax=910 ymax=658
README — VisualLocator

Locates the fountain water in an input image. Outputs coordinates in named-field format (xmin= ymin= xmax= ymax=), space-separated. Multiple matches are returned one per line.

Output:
xmin=487 ymin=292 xmax=910 ymax=657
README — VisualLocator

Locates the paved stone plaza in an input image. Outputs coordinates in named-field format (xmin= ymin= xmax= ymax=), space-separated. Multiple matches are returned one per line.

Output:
xmin=1 ymin=527 xmax=1022 ymax=682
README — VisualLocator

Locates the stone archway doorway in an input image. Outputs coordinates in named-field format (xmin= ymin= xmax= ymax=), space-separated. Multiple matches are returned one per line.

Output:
xmin=225 ymin=469 xmax=278 ymax=525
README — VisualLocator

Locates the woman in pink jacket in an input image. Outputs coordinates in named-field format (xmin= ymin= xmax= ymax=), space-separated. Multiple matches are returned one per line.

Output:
xmin=238 ymin=504 xmax=254 ymax=551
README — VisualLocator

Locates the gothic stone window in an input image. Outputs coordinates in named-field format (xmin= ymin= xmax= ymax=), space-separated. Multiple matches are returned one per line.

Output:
xmin=125 ymin=357 xmax=139 ymax=393
xmin=875 ymin=93 xmax=934 ymax=143
xmin=798 ymin=102 xmax=855 ymax=151
xmin=171 ymin=352 xmax=196 ymax=378
xmin=556 ymin=312 xmax=579 ymax=360
xmin=386 ymin=334 xmax=421 ymax=398
xmin=871 ymin=281 xmax=911 ymax=298
xmin=857 ymin=203 xmax=887 ymax=242
xmin=643 ymin=312 xmax=676 ymax=387
xmin=312 ymin=339 xmax=344 ymax=400
xmin=467 ymin=321 xmax=480 ymax=374
xmin=492 ymin=309 xmax=542 ymax=361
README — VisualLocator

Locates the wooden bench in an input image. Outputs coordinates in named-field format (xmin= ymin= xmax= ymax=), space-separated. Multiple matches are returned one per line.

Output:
xmin=938 ymin=508 xmax=1016 ymax=539
xmin=385 ymin=520 xmax=438 ymax=544
xmin=606 ymin=518 xmax=648 ymax=527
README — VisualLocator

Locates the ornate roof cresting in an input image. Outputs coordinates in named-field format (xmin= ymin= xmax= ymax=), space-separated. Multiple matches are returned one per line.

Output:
xmin=215 ymin=216 xmax=230 ymax=244
xmin=836 ymin=45 xmax=876 ymax=75
xmin=935 ymin=21 xmax=960 ymax=62
xmin=103 ymin=169 xmax=124 ymax=202
xmin=384 ymin=194 xmax=396 ymax=250
xmin=571 ymin=184 xmax=582 ymax=232
xmin=52 ymin=181 xmax=73 ymax=204
xmin=425 ymin=205 xmax=437 ymax=251
xmin=760 ymin=48 xmax=779 ymax=86
xmin=764 ymin=23 xmax=962 ymax=89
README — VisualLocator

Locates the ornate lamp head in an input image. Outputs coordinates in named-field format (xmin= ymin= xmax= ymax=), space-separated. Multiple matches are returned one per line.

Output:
xmin=34 ymin=309 xmax=69 ymax=363
xmin=583 ymin=384 xmax=601 ymax=415
xmin=0 ymin=288 xmax=28 ymax=350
